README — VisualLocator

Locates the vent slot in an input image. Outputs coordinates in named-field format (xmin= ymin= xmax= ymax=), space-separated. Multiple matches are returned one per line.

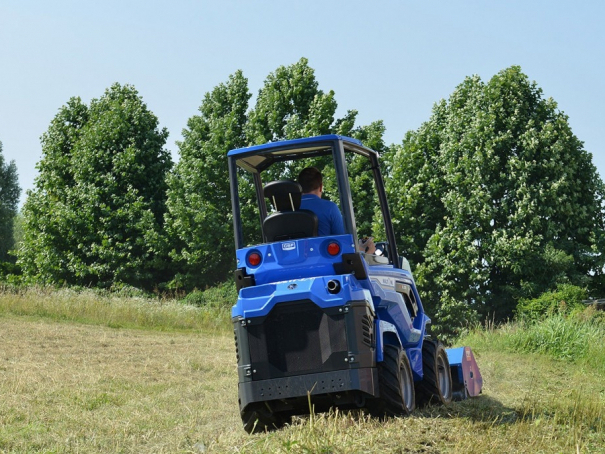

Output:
xmin=361 ymin=314 xmax=373 ymax=347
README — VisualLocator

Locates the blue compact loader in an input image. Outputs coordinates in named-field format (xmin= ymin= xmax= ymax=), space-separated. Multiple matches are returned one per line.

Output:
xmin=228 ymin=135 xmax=482 ymax=433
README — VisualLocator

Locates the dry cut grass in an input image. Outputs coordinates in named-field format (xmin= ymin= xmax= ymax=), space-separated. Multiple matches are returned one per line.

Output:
xmin=0 ymin=316 xmax=238 ymax=453
xmin=1 ymin=293 xmax=604 ymax=453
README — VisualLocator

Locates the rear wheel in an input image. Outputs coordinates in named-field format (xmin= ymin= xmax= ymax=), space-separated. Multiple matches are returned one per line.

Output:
xmin=241 ymin=403 xmax=288 ymax=434
xmin=371 ymin=344 xmax=415 ymax=417
xmin=415 ymin=339 xmax=453 ymax=406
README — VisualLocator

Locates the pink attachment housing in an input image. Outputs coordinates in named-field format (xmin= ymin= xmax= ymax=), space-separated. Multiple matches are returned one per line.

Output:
xmin=446 ymin=346 xmax=483 ymax=400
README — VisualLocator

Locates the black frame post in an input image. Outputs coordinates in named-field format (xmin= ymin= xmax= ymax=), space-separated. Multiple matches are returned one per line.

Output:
xmin=229 ymin=157 xmax=244 ymax=250
xmin=370 ymin=153 xmax=400 ymax=268
xmin=333 ymin=140 xmax=358 ymax=246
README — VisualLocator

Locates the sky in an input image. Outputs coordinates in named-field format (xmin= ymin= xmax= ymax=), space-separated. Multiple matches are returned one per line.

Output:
xmin=1 ymin=1 xmax=604 ymax=206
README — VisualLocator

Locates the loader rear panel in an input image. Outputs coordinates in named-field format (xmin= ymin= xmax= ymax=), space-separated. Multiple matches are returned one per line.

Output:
xmin=235 ymin=299 xmax=377 ymax=412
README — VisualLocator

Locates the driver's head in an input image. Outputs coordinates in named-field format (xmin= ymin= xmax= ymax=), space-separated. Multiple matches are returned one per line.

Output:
xmin=298 ymin=167 xmax=322 ymax=193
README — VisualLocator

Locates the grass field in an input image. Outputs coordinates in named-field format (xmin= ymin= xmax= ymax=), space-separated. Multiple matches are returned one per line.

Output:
xmin=1 ymin=288 xmax=604 ymax=453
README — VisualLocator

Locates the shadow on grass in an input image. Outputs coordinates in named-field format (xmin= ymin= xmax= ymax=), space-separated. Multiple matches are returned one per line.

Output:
xmin=415 ymin=395 xmax=519 ymax=425
xmin=288 ymin=395 xmax=519 ymax=429
xmin=416 ymin=393 xmax=603 ymax=434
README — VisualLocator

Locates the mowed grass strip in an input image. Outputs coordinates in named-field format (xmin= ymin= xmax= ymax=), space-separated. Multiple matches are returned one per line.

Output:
xmin=0 ymin=316 xmax=239 ymax=453
xmin=1 ymin=290 xmax=604 ymax=453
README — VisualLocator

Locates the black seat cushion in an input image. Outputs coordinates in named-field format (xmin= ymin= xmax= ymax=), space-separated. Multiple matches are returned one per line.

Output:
xmin=263 ymin=210 xmax=318 ymax=242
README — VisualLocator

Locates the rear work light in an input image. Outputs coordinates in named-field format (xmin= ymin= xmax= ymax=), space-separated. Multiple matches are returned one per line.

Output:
xmin=327 ymin=242 xmax=340 ymax=256
xmin=247 ymin=252 xmax=262 ymax=267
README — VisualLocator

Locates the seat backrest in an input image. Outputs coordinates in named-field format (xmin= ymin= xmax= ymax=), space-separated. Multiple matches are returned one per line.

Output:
xmin=263 ymin=211 xmax=318 ymax=242
xmin=262 ymin=180 xmax=318 ymax=242
xmin=264 ymin=180 xmax=303 ymax=212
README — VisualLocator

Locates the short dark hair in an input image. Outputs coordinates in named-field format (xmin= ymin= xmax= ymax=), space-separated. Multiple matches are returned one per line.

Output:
xmin=298 ymin=167 xmax=322 ymax=193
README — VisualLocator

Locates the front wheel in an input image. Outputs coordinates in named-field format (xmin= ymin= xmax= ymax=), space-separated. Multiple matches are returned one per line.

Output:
xmin=415 ymin=339 xmax=453 ymax=406
xmin=370 ymin=344 xmax=415 ymax=417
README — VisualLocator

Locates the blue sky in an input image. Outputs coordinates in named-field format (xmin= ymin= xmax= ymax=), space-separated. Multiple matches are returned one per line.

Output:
xmin=1 ymin=1 xmax=604 ymax=204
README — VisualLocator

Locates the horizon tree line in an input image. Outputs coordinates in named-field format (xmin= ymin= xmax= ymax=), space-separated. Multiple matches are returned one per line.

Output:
xmin=2 ymin=58 xmax=604 ymax=337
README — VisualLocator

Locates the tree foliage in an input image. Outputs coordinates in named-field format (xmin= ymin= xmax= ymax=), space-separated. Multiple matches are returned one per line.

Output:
xmin=348 ymin=120 xmax=387 ymax=238
xmin=247 ymin=57 xmax=340 ymax=188
xmin=0 ymin=141 xmax=21 ymax=263
xmin=164 ymin=71 xmax=251 ymax=290
xmin=16 ymin=59 xmax=385 ymax=292
xmin=247 ymin=59 xmax=385 ymax=237
xmin=18 ymin=84 xmax=172 ymax=290
xmin=246 ymin=57 xmax=337 ymax=144
xmin=385 ymin=66 xmax=605 ymax=336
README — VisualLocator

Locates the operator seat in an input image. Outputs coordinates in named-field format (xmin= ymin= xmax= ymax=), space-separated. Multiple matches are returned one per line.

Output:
xmin=263 ymin=181 xmax=318 ymax=242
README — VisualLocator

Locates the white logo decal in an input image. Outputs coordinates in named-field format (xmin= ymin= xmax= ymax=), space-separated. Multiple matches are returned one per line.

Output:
xmin=377 ymin=276 xmax=395 ymax=288
xmin=282 ymin=242 xmax=296 ymax=251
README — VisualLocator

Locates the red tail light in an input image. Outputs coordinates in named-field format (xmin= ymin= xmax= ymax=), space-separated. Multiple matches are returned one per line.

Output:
xmin=247 ymin=252 xmax=262 ymax=267
xmin=327 ymin=242 xmax=340 ymax=256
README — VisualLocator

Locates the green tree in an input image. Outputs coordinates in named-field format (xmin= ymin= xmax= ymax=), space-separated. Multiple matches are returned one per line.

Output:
xmin=164 ymin=71 xmax=251 ymax=290
xmin=386 ymin=67 xmax=605 ymax=337
xmin=18 ymin=84 xmax=172 ymax=290
xmin=246 ymin=57 xmax=337 ymax=145
xmin=0 ymin=141 xmax=21 ymax=263
xmin=17 ymin=97 xmax=89 ymax=284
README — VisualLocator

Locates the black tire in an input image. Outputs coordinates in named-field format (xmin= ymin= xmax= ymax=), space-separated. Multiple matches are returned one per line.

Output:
xmin=370 ymin=344 xmax=415 ymax=417
xmin=415 ymin=339 xmax=453 ymax=406
xmin=241 ymin=403 xmax=287 ymax=434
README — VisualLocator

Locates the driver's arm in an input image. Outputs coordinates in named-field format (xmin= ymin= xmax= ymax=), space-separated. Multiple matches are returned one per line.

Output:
xmin=358 ymin=236 xmax=376 ymax=254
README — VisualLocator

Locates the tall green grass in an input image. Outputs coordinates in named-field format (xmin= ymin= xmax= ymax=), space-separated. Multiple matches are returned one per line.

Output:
xmin=0 ymin=284 xmax=234 ymax=332
xmin=461 ymin=305 xmax=605 ymax=372
xmin=459 ymin=305 xmax=605 ymax=451
xmin=507 ymin=313 xmax=601 ymax=360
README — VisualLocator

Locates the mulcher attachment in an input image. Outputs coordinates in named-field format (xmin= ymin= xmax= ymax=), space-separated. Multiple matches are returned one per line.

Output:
xmin=445 ymin=347 xmax=483 ymax=401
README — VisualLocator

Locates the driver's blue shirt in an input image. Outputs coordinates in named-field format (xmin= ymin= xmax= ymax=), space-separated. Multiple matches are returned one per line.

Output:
xmin=300 ymin=194 xmax=345 ymax=237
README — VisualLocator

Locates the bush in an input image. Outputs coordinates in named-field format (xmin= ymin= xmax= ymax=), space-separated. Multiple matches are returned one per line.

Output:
xmin=428 ymin=295 xmax=480 ymax=345
xmin=516 ymin=284 xmax=587 ymax=321
xmin=182 ymin=280 xmax=237 ymax=310
xmin=0 ymin=261 xmax=21 ymax=280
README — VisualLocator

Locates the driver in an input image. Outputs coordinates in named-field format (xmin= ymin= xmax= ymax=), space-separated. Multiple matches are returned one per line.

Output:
xmin=298 ymin=167 xmax=345 ymax=236
xmin=298 ymin=167 xmax=376 ymax=254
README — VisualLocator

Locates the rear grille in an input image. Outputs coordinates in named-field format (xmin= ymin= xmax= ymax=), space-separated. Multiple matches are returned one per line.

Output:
xmin=247 ymin=300 xmax=348 ymax=380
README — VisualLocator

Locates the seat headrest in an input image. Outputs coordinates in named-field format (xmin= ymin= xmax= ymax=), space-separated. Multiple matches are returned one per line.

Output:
xmin=264 ymin=180 xmax=302 ymax=212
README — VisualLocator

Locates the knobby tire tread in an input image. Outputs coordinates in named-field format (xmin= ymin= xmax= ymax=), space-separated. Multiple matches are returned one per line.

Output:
xmin=415 ymin=339 xmax=452 ymax=406
xmin=371 ymin=344 xmax=413 ymax=418
xmin=242 ymin=404 xmax=286 ymax=434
